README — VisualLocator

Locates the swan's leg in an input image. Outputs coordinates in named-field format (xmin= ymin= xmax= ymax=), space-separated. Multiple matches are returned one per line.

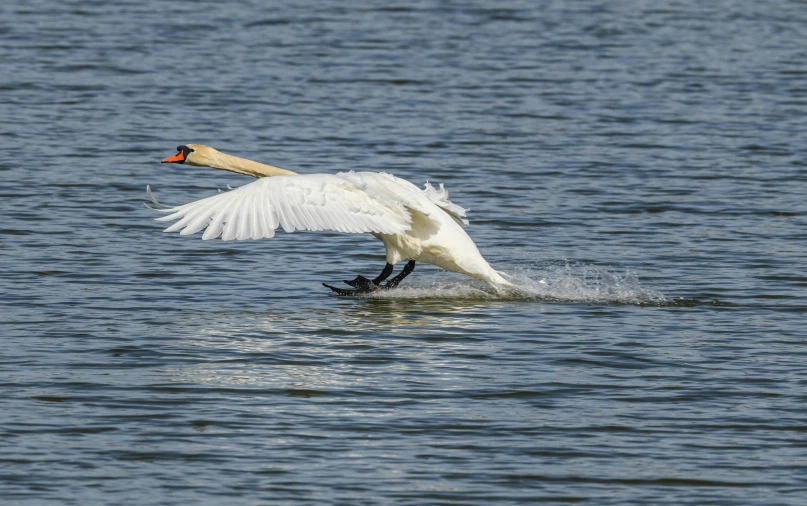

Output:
xmin=323 ymin=263 xmax=396 ymax=296
xmin=373 ymin=263 xmax=395 ymax=284
xmin=383 ymin=260 xmax=416 ymax=289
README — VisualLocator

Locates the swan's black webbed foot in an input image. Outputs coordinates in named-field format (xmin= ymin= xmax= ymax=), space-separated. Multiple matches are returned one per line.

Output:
xmin=322 ymin=279 xmax=378 ymax=296
xmin=323 ymin=276 xmax=379 ymax=296
xmin=323 ymin=263 xmax=396 ymax=296
xmin=344 ymin=275 xmax=378 ymax=292
xmin=323 ymin=283 xmax=360 ymax=296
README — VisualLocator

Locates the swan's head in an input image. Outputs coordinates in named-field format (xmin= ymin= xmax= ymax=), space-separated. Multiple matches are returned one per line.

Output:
xmin=161 ymin=144 xmax=219 ymax=167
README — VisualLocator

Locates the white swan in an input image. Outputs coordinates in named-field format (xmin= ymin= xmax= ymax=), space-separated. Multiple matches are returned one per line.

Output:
xmin=150 ymin=144 xmax=512 ymax=295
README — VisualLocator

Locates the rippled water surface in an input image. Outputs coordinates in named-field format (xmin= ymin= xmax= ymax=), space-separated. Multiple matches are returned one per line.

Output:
xmin=2 ymin=0 xmax=807 ymax=504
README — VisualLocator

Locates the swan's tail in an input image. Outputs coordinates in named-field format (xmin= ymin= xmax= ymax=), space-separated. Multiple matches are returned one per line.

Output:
xmin=484 ymin=269 xmax=518 ymax=294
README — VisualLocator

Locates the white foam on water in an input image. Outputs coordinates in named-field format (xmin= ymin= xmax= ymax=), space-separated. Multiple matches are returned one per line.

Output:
xmin=367 ymin=260 xmax=668 ymax=305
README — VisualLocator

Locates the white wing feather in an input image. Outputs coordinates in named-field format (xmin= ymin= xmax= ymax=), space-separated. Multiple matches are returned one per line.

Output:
xmin=154 ymin=174 xmax=412 ymax=240
xmin=422 ymin=181 xmax=469 ymax=226
xmin=342 ymin=171 xmax=469 ymax=226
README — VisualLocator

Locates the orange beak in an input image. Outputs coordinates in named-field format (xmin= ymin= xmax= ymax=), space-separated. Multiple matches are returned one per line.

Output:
xmin=161 ymin=150 xmax=185 ymax=163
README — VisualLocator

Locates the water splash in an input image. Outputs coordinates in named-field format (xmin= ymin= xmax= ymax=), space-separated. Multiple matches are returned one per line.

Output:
xmin=367 ymin=260 xmax=669 ymax=305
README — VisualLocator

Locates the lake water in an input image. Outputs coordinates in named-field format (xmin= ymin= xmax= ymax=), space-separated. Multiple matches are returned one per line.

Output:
xmin=2 ymin=0 xmax=806 ymax=504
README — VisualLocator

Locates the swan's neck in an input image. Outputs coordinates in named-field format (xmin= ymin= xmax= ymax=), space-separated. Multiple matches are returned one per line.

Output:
xmin=203 ymin=150 xmax=297 ymax=178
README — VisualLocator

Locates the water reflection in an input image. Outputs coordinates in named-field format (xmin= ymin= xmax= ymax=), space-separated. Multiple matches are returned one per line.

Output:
xmin=197 ymin=296 xmax=505 ymax=338
xmin=167 ymin=297 xmax=505 ymax=389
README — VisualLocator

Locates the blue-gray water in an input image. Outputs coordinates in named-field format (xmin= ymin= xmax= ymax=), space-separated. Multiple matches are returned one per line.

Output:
xmin=2 ymin=0 xmax=806 ymax=504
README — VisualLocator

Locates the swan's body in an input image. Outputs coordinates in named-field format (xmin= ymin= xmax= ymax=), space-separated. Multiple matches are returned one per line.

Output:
xmin=151 ymin=144 xmax=512 ymax=293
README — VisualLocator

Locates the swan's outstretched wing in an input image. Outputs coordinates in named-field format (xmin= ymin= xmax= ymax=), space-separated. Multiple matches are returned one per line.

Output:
xmin=151 ymin=174 xmax=412 ymax=241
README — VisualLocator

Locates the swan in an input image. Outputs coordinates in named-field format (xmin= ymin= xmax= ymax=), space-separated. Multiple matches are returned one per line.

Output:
xmin=149 ymin=144 xmax=513 ymax=295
